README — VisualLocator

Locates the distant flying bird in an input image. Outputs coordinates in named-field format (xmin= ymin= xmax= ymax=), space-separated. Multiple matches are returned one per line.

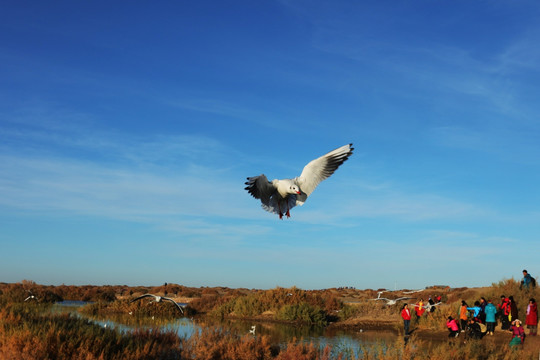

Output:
xmin=24 ymin=295 xmax=37 ymax=302
xmin=130 ymin=294 xmax=184 ymax=314
xmin=245 ymin=144 xmax=354 ymax=219
xmin=403 ymin=289 xmax=425 ymax=295
xmin=369 ymin=297 xmax=413 ymax=306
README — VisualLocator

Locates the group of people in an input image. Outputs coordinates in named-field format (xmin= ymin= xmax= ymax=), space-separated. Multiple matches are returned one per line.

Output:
xmin=398 ymin=270 xmax=537 ymax=347
xmin=446 ymin=294 xmax=538 ymax=346
xmin=400 ymin=295 xmax=442 ymax=336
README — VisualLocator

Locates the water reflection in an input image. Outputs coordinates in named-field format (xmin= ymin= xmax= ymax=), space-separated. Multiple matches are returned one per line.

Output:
xmin=201 ymin=317 xmax=398 ymax=358
xmin=51 ymin=301 xmax=398 ymax=358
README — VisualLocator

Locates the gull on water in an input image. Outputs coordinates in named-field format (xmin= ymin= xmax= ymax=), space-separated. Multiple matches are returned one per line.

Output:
xmin=245 ymin=144 xmax=354 ymax=219
xmin=130 ymin=294 xmax=185 ymax=314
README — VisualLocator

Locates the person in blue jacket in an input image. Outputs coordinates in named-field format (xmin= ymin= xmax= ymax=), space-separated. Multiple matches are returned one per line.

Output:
xmin=467 ymin=301 xmax=482 ymax=321
xmin=521 ymin=270 xmax=533 ymax=290
xmin=484 ymin=299 xmax=497 ymax=335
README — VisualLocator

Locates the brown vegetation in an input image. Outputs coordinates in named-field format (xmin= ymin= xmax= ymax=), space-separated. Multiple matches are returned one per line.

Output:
xmin=1 ymin=278 xmax=539 ymax=359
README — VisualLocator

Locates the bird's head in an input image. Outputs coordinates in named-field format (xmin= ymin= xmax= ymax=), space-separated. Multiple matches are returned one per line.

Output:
xmin=289 ymin=184 xmax=301 ymax=195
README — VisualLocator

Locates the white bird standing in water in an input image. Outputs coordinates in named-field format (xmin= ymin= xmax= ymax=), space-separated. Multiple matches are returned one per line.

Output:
xmin=130 ymin=294 xmax=184 ymax=314
xmin=249 ymin=325 xmax=256 ymax=335
xmin=245 ymin=144 xmax=354 ymax=219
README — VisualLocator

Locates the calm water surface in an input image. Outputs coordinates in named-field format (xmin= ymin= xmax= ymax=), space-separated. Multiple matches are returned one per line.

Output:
xmin=51 ymin=302 xmax=399 ymax=358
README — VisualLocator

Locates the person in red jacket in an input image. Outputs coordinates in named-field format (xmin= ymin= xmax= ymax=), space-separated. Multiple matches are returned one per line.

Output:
xmin=526 ymin=298 xmax=538 ymax=336
xmin=414 ymin=299 xmax=426 ymax=321
xmin=401 ymin=303 xmax=411 ymax=336
xmin=499 ymin=295 xmax=511 ymax=330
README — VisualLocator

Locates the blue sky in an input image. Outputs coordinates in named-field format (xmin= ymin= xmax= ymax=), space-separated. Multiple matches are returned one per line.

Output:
xmin=1 ymin=1 xmax=539 ymax=290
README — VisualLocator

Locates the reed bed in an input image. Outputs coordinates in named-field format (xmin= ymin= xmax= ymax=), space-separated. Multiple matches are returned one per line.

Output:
xmin=1 ymin=279 xmax=539 ymax=359
xmin=0 ymin=303 xmax=182 ymax=360
xmin=2 ymin=301 xmax=538 ymax=359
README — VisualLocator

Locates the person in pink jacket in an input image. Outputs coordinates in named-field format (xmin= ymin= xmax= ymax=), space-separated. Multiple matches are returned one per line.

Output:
xmin=446 ymin=316 xmax=459 ymax=338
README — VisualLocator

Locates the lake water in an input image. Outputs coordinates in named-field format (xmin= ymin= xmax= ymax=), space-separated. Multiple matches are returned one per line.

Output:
xmin=51 ymin=301 xmax=399 ymax=358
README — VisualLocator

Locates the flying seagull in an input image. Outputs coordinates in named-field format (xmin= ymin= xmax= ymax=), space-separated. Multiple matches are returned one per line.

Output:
xmin=24 ymin=295 xmax=37 ymax=302
xmin=403 ymin=289 xmax=425 ymax=295
xmin=369 ymin=297 xmax=414 ymax=306
xmin=418 ymin=302 xmax=442 ymax=311
xmin=130 ymin=294 xmax=184 ymax=314
xmin=245 ymin=143 xmax=354 ymax=219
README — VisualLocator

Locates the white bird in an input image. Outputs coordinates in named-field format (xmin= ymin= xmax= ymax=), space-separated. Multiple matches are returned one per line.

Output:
xmin=403 ymin=289 xmax=425 ymax=295
xmin=249 ymin=325 xmax=256 ymax=335
xmin=245 ymin=144 xmax=354 ymax=219
xmin=130 ymin=294 xmax=184 ymax=314
xmin=24 ymin=295 xmax=37 ymax=302
xmin=369 ymin=297 xmax=413 ymax=306
xmin=420 ymin=302 xmax=442 ymax=311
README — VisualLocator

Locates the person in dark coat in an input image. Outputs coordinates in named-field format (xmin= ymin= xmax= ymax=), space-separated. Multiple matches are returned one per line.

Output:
xmin=466 ymin=319 xmax=487 ymax=339
xmin=509 ymin=296 xmax=519 ymax=323
xmin=498 ymin=295 xmax=511 ymax=330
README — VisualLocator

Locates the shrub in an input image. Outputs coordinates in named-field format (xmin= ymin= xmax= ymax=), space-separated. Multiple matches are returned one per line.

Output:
xmin=276 ymin=303 xmax=327 ymax=325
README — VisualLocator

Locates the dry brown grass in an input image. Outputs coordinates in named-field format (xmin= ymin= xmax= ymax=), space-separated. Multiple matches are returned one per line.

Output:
xmin=2 ymin=279 xmax=540 ymax=359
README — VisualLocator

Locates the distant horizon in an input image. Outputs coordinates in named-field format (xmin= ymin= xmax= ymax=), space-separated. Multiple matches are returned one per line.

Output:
xmin=3 ymin=277 xmax=523 ymax=292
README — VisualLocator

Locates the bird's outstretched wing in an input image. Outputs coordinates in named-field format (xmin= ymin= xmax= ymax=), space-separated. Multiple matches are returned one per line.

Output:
xmin=295 ymin=144 xmax=354 ymax=204
xmin=396 ymin=297 xmax=414 ymax=301
xmin=130 ymin=294 xmax=155 ymax=302
xmin=423 ymin=302 xmax=442 ymax=309
xmin=403 ymin=289 xmax=424 ymax=294
xmin=245 ymin=174 xmax=276 ymax=206
xmin=162 ymin=297 xmax=185 ymax=314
